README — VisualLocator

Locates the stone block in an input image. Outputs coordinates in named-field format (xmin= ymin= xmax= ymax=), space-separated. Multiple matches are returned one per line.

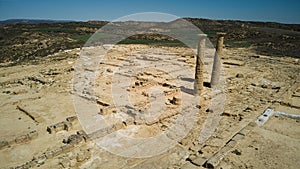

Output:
xmin=47 ymin=126 xmax=55 ymax=134
xmin=88 ymin=128 xmax=107 ymax=139
xmin=27 ymin=130 xmax=38 ymax=139
xmin=60 ymin=144 xmax=73 ymax=153
xmin=35 ymin=154 xmax=46 ymax=164
xmin=51 ymin=147 xmax=63 ymax=156
xmin=77 ymin=130 xmax=89 ymax=141
xmin=47 ymin=121 xmax=73 ymax=134
xmin=112 ymin=122 xmax=124 ymax=131
xmin=63 ymin=134 xmax=83 ymax=145
xmin=238 ymin=124 xmax=254 ymax=136
xmin=64 ymin=121 xmax=72 ymax=131
xmin=100 ymin=107 xmax=117 ymax=115
xmin=66 ymin=116 xmax=78 ymax=125
xmin=15 ymin=135 xmax=30 ymax=144
xmin=192 ymin=157 xmax=207 ymax=166
xmin=55 ymin=122 xmax=66 ymax=131
xmin=45 ymin=151 xmax=54 ymax=159
xmin=205 ymin=140 xmax=237 ymax=168
xmin=231 ymin=133 xmax=244 ymax=141
xmin=16 ymin=160 xmax=36 ymax=169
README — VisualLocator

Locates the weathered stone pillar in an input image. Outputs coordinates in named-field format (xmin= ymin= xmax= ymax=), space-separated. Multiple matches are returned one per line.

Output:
xmin=194 ymin=34 xmax=207 ymax=95
xmin=210 ymin=32 xmax=226 ymax=87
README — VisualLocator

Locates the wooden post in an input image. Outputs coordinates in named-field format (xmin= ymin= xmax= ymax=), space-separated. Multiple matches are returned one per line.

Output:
xmin=210 ymin=32 xmax=226 ymax=87
xmin=194 ymin=34 xmax=207 ymax=95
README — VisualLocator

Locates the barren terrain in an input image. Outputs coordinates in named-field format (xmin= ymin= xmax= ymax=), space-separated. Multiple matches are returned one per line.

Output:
xmin=0 ymin=19 xmax=300 ymax=169
xmin=0 ymin=43 xmax=299 ymax=168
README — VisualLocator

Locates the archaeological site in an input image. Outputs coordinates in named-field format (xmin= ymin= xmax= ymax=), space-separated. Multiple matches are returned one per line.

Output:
xmin=0 ymin=7 xmax=300 ymax=169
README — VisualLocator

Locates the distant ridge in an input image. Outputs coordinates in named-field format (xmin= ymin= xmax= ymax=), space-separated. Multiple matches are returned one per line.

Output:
xmin=0 ymin=19 xmax=75 ymax=25
xmin=1 ymin=18 xmax=299 ymax=26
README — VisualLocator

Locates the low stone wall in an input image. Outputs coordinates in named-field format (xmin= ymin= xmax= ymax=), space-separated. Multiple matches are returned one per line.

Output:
xmin=14 ymin=130 xmax=87 ymax=169
xmin=0 ymin=130 xmax=38 ymax=150
xmin=46 ymin=116 xmax=78 ymax=134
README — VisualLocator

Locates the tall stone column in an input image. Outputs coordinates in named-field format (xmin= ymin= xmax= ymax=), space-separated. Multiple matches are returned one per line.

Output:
xmin=194 ymin=34 xmax=207 ymax=95
xmin=210 ymin=32 xmax=226 ymax=87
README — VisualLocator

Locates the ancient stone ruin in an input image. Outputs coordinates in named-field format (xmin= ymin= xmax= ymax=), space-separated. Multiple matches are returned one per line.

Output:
xmin=0 ymin=30 xmax=299 ymax=169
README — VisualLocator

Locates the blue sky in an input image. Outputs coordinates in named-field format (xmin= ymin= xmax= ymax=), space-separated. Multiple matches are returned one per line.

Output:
xmin=0 ymin=0 xmax=299 ymax=23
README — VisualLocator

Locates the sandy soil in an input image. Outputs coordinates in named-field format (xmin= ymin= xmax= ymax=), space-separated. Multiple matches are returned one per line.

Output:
xmin=0 ymin=45 xmax=299 ymax=169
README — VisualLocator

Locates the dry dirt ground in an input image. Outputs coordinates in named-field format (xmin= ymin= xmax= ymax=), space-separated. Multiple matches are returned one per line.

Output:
xmin=0 ymin=44 xmax=299 ymax=169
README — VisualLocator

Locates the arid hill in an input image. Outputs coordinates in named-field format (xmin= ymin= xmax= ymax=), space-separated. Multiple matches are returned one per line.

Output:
xmin=1 ymin=18 xmax=299 ymax=65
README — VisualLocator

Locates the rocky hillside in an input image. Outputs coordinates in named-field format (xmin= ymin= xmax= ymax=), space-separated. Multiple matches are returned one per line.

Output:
xmin=0 ymin=21 xmax=107 ymax=64
xmin=0 ymin=18 xmax=299 ymax=64
xmin=187 ymin=18 xmax=300 ymax=58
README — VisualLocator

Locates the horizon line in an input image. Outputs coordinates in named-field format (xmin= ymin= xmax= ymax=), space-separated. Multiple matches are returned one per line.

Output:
xmin=1 ymin=17 xmax=299 ymax=25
